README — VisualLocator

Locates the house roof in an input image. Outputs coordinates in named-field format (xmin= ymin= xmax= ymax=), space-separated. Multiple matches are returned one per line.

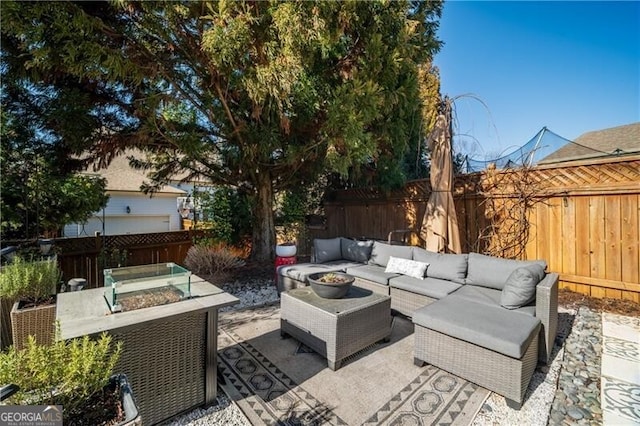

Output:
xmin=539 ymin=122 xmax=640 ymax=164
xmin=85 ymin=151 xmax=187 ymax=194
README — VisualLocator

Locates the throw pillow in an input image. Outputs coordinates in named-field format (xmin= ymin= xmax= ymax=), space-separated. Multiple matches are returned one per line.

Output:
xmin=341 ymin=238 xmax=374 ymax=263
xmin=500 ymin=264 xmax=546 ymax=309
xmin=384 ymin=256 xmax=429 ymax=280
xmin=313 ymin=238 xmax=342 ymax=263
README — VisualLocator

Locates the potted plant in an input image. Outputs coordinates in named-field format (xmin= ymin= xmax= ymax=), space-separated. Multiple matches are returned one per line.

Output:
xmin=307 ymin=272 xmax=355 ymax=299
xmin=0 ymin=332 xmax=140 ymax=425
xmin=0 ymin=256 xmax=61 ymax=349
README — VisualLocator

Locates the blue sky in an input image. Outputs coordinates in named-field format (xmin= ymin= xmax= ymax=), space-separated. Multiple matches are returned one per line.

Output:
xmin=434 ymin=1 xmax=639 ymax=160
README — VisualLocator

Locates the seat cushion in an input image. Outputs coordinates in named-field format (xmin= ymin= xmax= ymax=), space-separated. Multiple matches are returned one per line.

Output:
xmin=389 ymin=276 xmax=462 ymax=300
xmin=453 ymin=285 xmax=536 ymax=317
xmin=278 ymin=261 xmax=362 ymax=282
xmin=368 ymin=242 xmax=413 ymax=267
xmin=412 ymin=248 xmax=468 ymax=284
xmin=346 ymin=264 xmax=400 ymax=285
xmin=466 ymin=253 xmax=547 ymax=290
xmin=341 ymin=238 xmax=374 ymax=263
xmin=413 ymin=295 xmax=541 ymax=359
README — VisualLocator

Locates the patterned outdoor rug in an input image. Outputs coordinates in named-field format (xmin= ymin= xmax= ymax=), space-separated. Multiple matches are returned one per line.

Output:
xmin=217 ymin=303 xmax=489 ymax=425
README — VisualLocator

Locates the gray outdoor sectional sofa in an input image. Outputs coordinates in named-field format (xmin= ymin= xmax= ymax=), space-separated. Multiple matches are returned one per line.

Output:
xmin=276 ymin=237 xmax=559 ymax=405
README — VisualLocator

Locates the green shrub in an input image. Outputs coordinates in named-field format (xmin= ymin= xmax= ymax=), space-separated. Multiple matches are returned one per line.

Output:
xmin=197 ymin=188 xmax=251 ymax=245
xmin=0 ymin=256 xmax=61 ymax=301
xmin=0 ymin=332 xmax=122 ymax=420
xmin=184 ymin=244 xmax=246 ymax=276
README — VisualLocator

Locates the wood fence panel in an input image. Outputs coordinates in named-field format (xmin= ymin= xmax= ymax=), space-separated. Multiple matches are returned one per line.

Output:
xmin=525 ymin=203 xmax=538 ymax=264
xmin=604 ymin=196 xmax=622 ymax=299
xmin=562 ymin=196 xmax=577 ymax=278
xmin=621 ymin=195 xmax=639 ymax=285
xmin=535 ymin=202 xmax=550 ymax=264
xmin=575 ymin=197 xmax=592 ymax=291
xmin=589 ymin=197 xmax=606 ymax=284
xmin=547 ymin=197 xmax=564 ymax=273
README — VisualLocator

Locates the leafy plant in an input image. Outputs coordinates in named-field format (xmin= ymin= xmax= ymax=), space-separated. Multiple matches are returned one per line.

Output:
xmin=0 ymin=331 xmax=122 ymax=421
xmin=0 ymin=256 xmax=61 ymax=302
xmin=184 ymin=244 xmax=246 ymax=277
xmin=317 ymin=273 xmax=349 ymax=284
xmin=196 ymin=188 xmax=251 ymax=245
xmin=97 ymin=248 xmax=129 ymax=269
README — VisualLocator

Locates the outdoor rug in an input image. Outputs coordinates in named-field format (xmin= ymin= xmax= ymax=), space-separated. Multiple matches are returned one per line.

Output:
xmin=217 ymin=303 xmax=490 ymax=425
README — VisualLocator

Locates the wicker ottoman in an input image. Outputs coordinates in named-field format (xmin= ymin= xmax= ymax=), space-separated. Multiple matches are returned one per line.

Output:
xmin=280 ymin=286 xmax=391 ymax=370
xmin=413 ymin=295 xmax=541 ymax=404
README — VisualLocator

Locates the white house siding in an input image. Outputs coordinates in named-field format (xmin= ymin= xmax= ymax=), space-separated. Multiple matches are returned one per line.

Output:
xmin=64 ymin=191 xmax=184 ymax=237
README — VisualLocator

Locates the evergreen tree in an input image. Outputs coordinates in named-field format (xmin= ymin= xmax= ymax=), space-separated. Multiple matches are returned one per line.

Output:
xmin=1 ymin=1 xmax=443 ymax=259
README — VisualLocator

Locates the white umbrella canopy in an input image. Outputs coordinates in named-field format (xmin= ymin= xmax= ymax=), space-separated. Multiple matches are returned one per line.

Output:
xmin=420 ymin=100 xmax=461 ymax=254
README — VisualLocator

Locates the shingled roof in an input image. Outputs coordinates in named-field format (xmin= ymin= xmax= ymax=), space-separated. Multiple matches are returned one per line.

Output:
xmin=539 ymin=122 xmax=640 ymax=164
xmin=84 ymin=151 xmax=187 ymax=194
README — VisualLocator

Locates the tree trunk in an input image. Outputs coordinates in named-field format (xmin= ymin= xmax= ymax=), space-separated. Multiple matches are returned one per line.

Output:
xmin=250 ymin=170 xmax=275 ymax=262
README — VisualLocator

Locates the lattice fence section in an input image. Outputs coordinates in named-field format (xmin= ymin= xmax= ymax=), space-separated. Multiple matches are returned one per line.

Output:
xmin=103 ymin=231 xmax=193 ymax=248
xmin=514 ymin=158 xmax=639 ymax=191
xmin=328 ymin=157 xmax=640 ymax=204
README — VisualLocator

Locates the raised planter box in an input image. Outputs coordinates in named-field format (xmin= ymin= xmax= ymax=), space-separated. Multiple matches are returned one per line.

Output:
xmin=10 ymin=298 xmax=56 ymax=350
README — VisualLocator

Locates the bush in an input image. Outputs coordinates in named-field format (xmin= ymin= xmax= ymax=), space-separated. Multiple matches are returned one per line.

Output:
xmin=184 ymin=244 xmax=246 ymax=276
xmin=0 ymin=256 xmax=61 ymax=302
xmin=0 ymin=332 xmax=122 ymax=420
xmin=197 ymin=188 xmax=251 ymax=245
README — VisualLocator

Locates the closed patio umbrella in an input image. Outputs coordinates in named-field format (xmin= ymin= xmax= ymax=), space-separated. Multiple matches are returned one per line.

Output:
xmin=419 ymin=99 xmax=461 ymax=253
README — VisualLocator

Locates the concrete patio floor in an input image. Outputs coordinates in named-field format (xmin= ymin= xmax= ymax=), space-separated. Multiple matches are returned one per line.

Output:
xmin=601 ymin=312 xmax=640 ymax=425
xmin=165 ymin=281 xmax=640 ymax=426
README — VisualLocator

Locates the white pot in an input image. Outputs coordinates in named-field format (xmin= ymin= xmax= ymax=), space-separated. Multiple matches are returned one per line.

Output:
xmin=276 ymin=244 xmax=297 ymax=257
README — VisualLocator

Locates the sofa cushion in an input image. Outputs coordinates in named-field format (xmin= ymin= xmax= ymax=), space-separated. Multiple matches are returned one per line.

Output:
xmin=278 ymin=261 xmax=362 ymax=282
xmin=413 ymin=294 xmax=541 ymax=359
xmin=453 ymin=285 xmax=536 ymax=317
xmin=346 ymin=264 xmax=400 ymax=285
xmin=412 ymin=248 xmax=468 ymax=284
xmin=466 ymin=253 xmax=547 ymax=290
xmin=341 ymin=238 xmax=374 ymax=263
xmin=500 ymin=264 xmax=546 ymax=309
xmin=313 ymin=238 xmax=342 ymax=263
xmin=389 ymin=275 xmax=461 ymax=300
xmin=385 ymin=256 xmax=429 ymax=280
xmin=368 ymin=242 xmax=413 ymax=267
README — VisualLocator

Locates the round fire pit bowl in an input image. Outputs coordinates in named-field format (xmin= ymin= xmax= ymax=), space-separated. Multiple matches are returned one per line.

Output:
xmin=307 ymin=272 xmax=355 ymax=299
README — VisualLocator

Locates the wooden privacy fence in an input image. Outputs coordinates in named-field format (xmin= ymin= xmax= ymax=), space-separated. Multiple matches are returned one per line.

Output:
xmin=318 ymin=155 xmax=640 ymax=302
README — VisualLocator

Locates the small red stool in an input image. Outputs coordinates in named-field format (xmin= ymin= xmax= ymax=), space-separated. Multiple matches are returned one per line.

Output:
xmin=275 ymin=255 xmax=297 ymax=284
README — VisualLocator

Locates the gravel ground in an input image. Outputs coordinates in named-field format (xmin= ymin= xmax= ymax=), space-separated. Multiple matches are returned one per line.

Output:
xmin=166 ymin=277 xmax=603 ymax=426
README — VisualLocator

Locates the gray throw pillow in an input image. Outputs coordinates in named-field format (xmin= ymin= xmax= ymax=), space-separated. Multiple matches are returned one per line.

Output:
xmin=500 ymin=264 xmax=546 ymax=309
xmin=341 ymin=238 xmax=374 ymax=263
xmin=313 ymin=238 xmax=342 ymax=263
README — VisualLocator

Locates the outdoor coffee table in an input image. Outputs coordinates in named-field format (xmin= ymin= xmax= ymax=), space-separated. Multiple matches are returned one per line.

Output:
xmin=280 ymin=286 xmax=391 ymax=370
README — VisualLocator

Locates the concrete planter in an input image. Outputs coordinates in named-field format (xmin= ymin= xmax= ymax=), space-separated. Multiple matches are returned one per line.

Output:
xmin=276 ymin=243 xmax=297 ymax=257
xmin=308 ymin=272 xmax=354 ymax=299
